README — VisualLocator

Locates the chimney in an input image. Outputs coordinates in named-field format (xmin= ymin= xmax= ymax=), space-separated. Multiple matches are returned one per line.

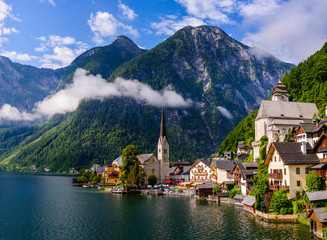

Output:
xmin=301 ymin=141 xmax=307 ymax=155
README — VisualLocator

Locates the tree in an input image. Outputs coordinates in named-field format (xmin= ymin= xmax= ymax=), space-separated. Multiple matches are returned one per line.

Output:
xmin=147 ymin=173 xmax=158 ymax=187
xmin=306 ymin=171 xmax=324 ymax=192
xmin=259 ymin=135 xmax=268 ymax=163
xmin=126 ymin=160 xmax=145 ymax=186
xmin=270 ymin=189 xmax=292 ymax=214
xmin=251 ymin=164 xmax=269 ymax=211
xmin=120 ymin=145 xmax=140 ymax=185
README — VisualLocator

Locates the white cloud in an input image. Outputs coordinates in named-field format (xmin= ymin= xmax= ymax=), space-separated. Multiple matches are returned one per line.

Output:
xmin=0 ymin=68 xmax=194 ymax=121
xmin=151 ymin=15 xmax=206 ymax=35
xmin=240 ymin=0 xmax=327 ymax=63
xmin=118 ymin=1 xmax=137 ymax=21
xmin=1 ymin=51 xmax=36 ymax=61
xmin=35 ymin=35 xmax=89 ymax=69
xmin=0 ymin=0 xmax=20 ymax=46
xmin=238 ymin=0 xmax=281 ymax=18
xmin=217 ymin=106 xmax=233 ymax=119
xmin=88 ymin=11 xmax=139 ymax=44
xmin=0 ymin=104 xmax=37 ymax=121
xmin=40 ymin=0 xmax=55 ymax=6
xmin=175 ymin=0 xmax=235 ymax=24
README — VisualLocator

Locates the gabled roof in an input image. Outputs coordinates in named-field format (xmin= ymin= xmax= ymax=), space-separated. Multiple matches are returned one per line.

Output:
xmin=306 ymin=190 xmax=327 ymax=202
xmin=296 ymin=123 xmax=316 ymax=134
xmin=237 ymin=153 xmax=250 ymax=161
xmin=137 ymin=154 xmax=156 ymax=164
xmin=242 ymin=195 xmax=255 ymax=206
xmin=189 ymin=158 xmax=212 ymax=172
xmin=313 ymin=133 xmax=327 ymax=152
xmin=242 ymin=162 xmax=259 ymax=169
xmin=213 ymin=159 xmax=235 ymax=171
xmin=112 ymin=156 xmax=123 ymax=166
xmin=255 ymin=100 xmax=318 ymax=121
xmin=112 ymin=154 xmax=156 ymax=166
xmin=309 ymin=208 xmax=327 ymax=223
xmin=265 ymin=142 xmax=319 ymax=166
xmin=234 ymin=194 xmax=246 ymax=200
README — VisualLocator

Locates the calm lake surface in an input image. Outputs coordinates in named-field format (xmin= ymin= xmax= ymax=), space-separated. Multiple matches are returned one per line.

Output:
xmin=0 ymin=173 xmax=316 ymax=240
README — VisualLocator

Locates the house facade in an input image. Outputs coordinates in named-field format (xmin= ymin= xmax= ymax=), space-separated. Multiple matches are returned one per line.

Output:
xmin=211 ymin=159 xmax=235 ymax=184
xmin=264 ymin=142 xmax=320 ymax=197
xmin=189 ymin=159 xmax=214 ymax=182
xmin=232 ymin=161 xmax=258 ymax=195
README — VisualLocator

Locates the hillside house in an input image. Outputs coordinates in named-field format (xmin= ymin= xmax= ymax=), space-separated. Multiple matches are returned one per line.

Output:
xmin=211 ymin=159 xmax=235 ymax=184
xmin=232 ymin=161 xmax=258 ymax=195
xmin=308 ymin=208 xmax=327 ymax=239
xmin=264 ymin=142 xmax=320 ymax=197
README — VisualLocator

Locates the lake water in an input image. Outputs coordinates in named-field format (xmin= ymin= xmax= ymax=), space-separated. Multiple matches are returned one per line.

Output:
xmin=0 ymin=173 xmax=315 ymax=240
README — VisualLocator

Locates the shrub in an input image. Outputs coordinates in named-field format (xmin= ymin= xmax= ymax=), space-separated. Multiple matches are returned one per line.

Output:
xmin=270 ymin=189 xmax=293 ymax=214
xmin=229 ymin=186 xmax=242 ymax=198
xmin=213 ymin=186 xmax=221 ymax=193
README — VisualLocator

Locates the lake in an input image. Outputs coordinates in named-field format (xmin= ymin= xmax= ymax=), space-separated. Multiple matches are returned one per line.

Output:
xmin=0 ymin=173 xmax=315 ymax=240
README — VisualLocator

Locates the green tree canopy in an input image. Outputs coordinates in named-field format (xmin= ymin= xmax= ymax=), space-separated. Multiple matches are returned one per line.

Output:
xmin=147 ymin=173 xmax=158 ymax=187
xmin=306 ymin=171 xmax=324 ymax=192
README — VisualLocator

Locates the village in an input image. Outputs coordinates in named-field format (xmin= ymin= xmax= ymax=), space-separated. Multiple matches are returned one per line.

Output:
xmin=75 ymin=81 xmax=327 ymax=239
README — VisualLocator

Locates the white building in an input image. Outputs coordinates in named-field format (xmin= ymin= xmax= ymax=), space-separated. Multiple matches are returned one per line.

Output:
xmin=252 ymin=81 xmax=319 ymax=160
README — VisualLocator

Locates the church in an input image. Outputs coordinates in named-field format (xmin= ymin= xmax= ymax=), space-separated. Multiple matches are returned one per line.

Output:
xmin=252 ymin=81 xmax=319 ymax=160
xmin=112 ymin=107 xmax=170 ymax=183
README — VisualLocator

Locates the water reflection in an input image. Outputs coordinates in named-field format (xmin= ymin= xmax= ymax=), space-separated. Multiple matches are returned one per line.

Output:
xmin=0 ymin=173 xmax=316 ymax=240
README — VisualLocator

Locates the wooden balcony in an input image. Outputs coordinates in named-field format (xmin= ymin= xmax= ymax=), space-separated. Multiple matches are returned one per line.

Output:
xmin=269 ymin=185 xmax=288 ymax=191
xmin=268 ymin=172 xmax=283 ymax=180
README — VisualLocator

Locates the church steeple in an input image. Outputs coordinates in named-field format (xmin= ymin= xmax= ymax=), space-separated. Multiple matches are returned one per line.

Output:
xmin=160 ymin=106 xmax=167 ymax=138
xmin=158 ymin=106 xmax=169 ymax=183
xmin=271 ymin=80 xmax=290 ymax=102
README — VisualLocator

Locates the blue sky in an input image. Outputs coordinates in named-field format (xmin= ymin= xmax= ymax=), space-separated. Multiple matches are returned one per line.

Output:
xmin=1 ymin=0 xmax=327 ymax=69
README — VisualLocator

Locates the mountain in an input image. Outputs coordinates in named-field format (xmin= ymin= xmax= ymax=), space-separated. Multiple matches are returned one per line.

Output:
xmin=0 ymin=36 xmax=146 ymax=116
xmin=0 ymin=57 xmax=61 ymax=111
xmin=0 ymin=26 xmax=293 ymax=171
xmin=57 ymin=36 xmax=146 ymax=88
xmin=218 ymin=41 xmax=327 ymax=155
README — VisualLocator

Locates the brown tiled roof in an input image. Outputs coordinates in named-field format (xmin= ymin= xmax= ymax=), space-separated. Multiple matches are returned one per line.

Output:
xmin=273 ymin=142 xmax=319 ymax=165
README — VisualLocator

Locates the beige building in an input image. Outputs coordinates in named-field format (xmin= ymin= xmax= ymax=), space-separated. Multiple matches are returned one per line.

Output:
xmin=264 ymin=142 xmax=319 ymax=198
xmin=253 ymin=81 xmax=318 ymax=160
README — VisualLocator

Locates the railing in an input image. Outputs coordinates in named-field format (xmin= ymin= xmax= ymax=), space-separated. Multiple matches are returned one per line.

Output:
xmin=268 ymin=173 xmax=283 ymax=180
xmin=269 ymin=185 xmax=288 ymax=191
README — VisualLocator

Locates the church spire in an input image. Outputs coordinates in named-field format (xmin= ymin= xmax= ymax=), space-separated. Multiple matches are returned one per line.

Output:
xmin=160 ymin=106 xmax=167 ymax=137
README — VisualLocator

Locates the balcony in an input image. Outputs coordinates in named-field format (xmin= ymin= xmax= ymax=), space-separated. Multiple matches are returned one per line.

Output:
xmin=269 ymin=185 xmax=288 ymax=191
xmin=268 ymin=173 xmax=283 ymax=180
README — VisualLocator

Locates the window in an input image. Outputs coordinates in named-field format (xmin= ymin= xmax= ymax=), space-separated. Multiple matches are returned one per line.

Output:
xmin=284 ymin=168 xmax=286 ymax=175
xmin=152 ymin=169 xmax=155 ymax=173
xmin=296 ymin=168 xmax=300 ymax=174
xmin=284 ymin=180 xmax=287 ymax=186
xmin=274 ymin=156 xmax=276 ymax=162
xmin=305 ymin=168 xmax=309 ymax=174
xmin=297 ymin=180 xmax=301 ymax=186
xmin=159 ymin=149 xmax=161 ymax=152
xmin=164 ymin=149 xmax=167 ymax=155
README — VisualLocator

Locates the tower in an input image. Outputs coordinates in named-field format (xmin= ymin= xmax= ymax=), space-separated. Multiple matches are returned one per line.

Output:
xmin=271 ymin=80 xmax=290 ymax=102
xmin=158 ymin=106 xmax=170 ymax=183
